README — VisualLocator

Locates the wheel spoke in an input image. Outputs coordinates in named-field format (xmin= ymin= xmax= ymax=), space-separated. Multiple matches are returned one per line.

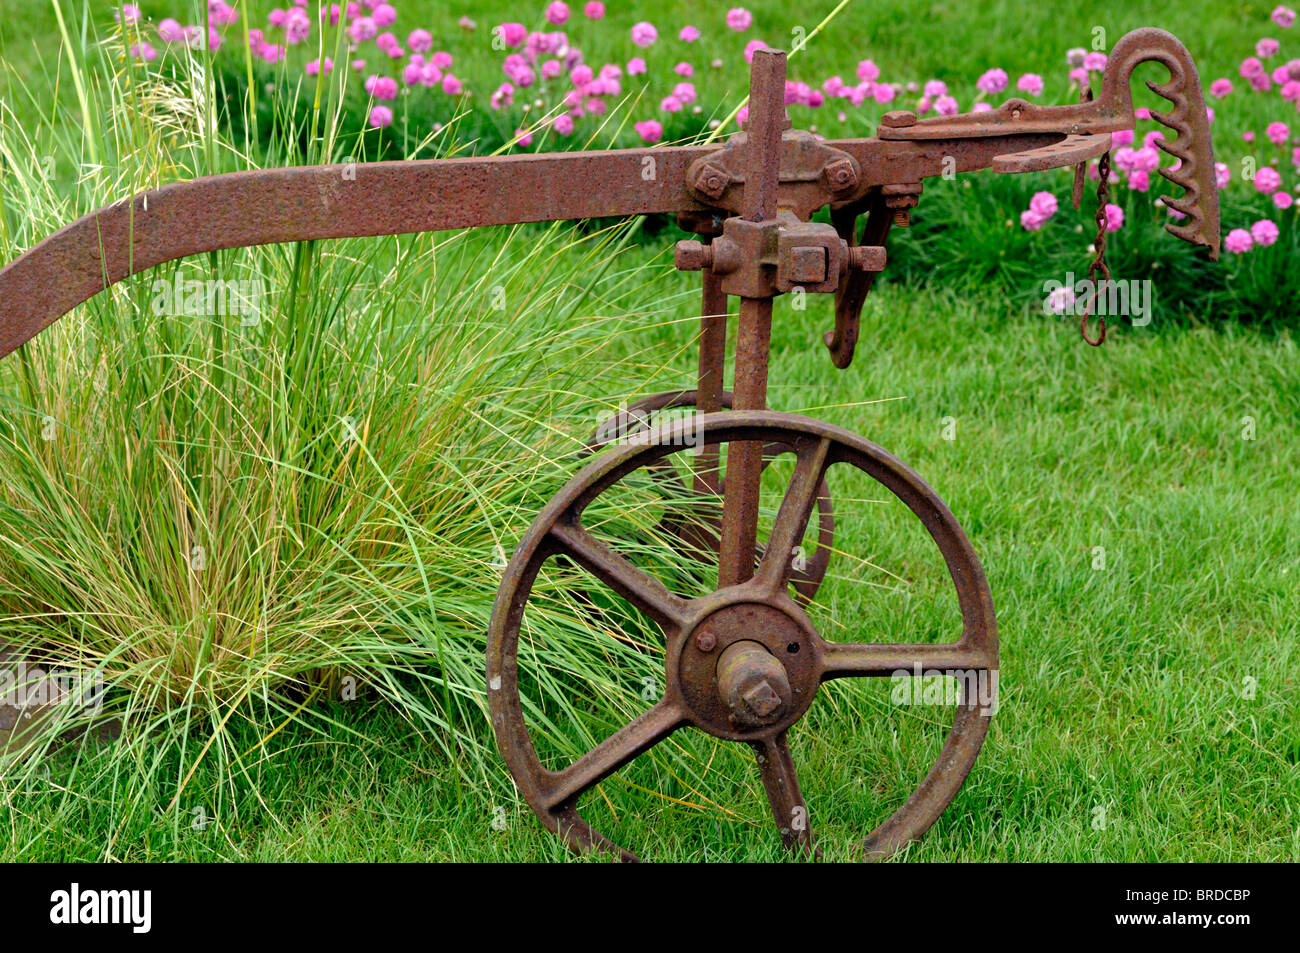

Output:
xmin=549 ymin=520 xmax=694 ymax=632
xmin=541 ymin=698 xmax=684 ymax=811
xmin=754 ymin=437 xmax=832 ymax=595
xmin=753 ymin=732 xmax=815 ymax=856
xmin=819 ymin=640 xmax=994 ymax=679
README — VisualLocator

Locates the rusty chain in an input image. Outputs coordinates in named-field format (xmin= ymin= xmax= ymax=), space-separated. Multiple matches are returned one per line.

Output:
xmin=1080 ymin=150 xmax=1112 ymax=346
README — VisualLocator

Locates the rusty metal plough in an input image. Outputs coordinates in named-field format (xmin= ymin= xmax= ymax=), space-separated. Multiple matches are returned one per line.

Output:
xmin=0 ymin=28 xmax=1218 ymax=861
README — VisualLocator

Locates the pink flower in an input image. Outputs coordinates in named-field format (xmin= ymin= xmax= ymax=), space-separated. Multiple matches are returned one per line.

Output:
xmin=541 ymin=59 xmax=562 ymax=79
xmin=634 ymin=119 xmax=663 ymax=143
xmin=130 ymin=41 xmax=157 ymax=61
xmin=1210 ymin=78 xmax=1233 ymax=98
xmin=514 ymin=128 xmax=534 ymax=148
xmin=726 ymin=8 xmax=753 ymax=31
xmin=431 ymin=51 xmax=453 ymax=69
xmin=1283 ymin=80 xmax=1300 ymax=101
xmin=1029 ymin=191 xmax=1058 ymax=218
xmin=1128 ymin=170 xmax=1151 ymax=192
xmin=158 ymin=18 xmax=185 ymax=42
xmin=1241 ymin=56 xmax=1265 ymax=78
xmin=116 ymin=4 xmax=142 ymax=24
xmin=1224 ymin=228 xmax=1254 ymax=253
xmin=1253 ymin=219 xmax=1281 ymax=246
xmin=348 ymin=16 xmax=377 ymax=42
xmin=367 ymin=75 xmax=398 ymax=99
xmin=1020 ymin=209 xmax=1046 ymax=231
xmin=570 ymin=64 xmax=594 ymax=86
xmin=1250 ymin=72 xmax=1273 ymax=92
xmin=1272 ymin=6 xmax=1296 ymax=28
xmin=744 ymin=40 xmax=769 ymax=63
xmin=1258 ymin=38 xmax=1281 ymax=58
xmin=490 ymin=83 xmax=514 ymax=109
xmin=631 ymin=22 xmax=658 ymax=47
xmin=1216 ymin=162 xmax=1231 ymax=188
xmin=546 ymin=3 xmax=569 ymax=25
xmin=1244 ymin=131 xmax=1256 ymax=143
xmin=1274 ymin=190 xmax=1294 ymax=209
xmin=1045 ymin=284 xmax=1076 ymax=314
xmin=1111 ymin=129 xmax=1134 ymax=148
xmin=368 ymin=105 xmax=393 ymax=128
xmin=856 ymin=59 xmax=880 ymax=83
xmin=1046 ymin=286 xmax=1076 ymax=314
xmin=1103 ymin=203 xmax=1124 ymax=232
xmin=934 ymin=94 xmax=958 ymax=116
xmin=675 ymin=62 xmax=694 ymax=77
xmin=872 ymin=83 xmax=896 ymax=104
xmin=554 ymin=113 xmax=575 ymax=135
xmin=1017 ymin=73 xmax=1044 ymax=96
xmin=660 ymin=95 xmax=682 ymax=112
xmin=627 ymin=57 xmax=647 ymax=75
xmin=305 ymin=57 xmax=333 ymax=76
xmin=1269 ymin=121 xmax=1291 ymax=145
xmin=584 ymin=2 xmax=606 ymax=19
xmin=442 ymin=74 xmax=463 ymax=95
xmin=680 ymin=25 xmax=700 ymax=42
xmin=1082 ymin=52 xmax=1107 ymax=71
xmin=209 ymin=1 xmax=237 ymax=27
xmin=408 ymin=29 xmax=433 ymax=52
xmin=673 ymin=82 xmax=697 ymax=104
xmin=1069 ymin=67 xmax=1089 ymax=87
xmin=972 ymin=102 xmax=992 ymax=112
xmin=976 ymin=68 xmax=1008 ymax=93
xmin=497 ymin=23 xmax=527 ymax=48
xmin=1255 ymin=166 xmax=1283 ymax=194
xmin=924 ymin=79 xmax=947 ymax=97
xmin=372 ymin=4 xmax=396 ymax=28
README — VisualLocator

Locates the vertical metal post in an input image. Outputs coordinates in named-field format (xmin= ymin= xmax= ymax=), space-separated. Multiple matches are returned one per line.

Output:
xmin=693 ymin=265 xmax=727 ymax=495
xmin=718 ymin=49 xmax=787 ymax=587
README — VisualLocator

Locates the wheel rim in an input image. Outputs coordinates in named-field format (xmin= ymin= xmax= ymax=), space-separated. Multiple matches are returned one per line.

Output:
xmin=487 ymin=410 xmax=998 ymax=861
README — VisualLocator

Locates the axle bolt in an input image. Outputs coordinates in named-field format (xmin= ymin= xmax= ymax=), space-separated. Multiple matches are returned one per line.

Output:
xmin=716 ymin=640 xmax=792 ymax=729
xmin=695 ymin=630 xmax=717 ymax=652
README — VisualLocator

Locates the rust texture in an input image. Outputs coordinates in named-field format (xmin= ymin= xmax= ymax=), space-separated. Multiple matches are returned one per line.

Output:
xmin=0 ymin=28 xmax=1220 ymax=861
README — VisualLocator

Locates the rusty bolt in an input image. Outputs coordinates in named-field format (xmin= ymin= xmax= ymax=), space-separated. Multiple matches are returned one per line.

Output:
xmin=743 ymin=681 xmax=783 ymax=719
xmin=695 ymin=630 xmax=717 ymax=652
xmin=847 ymin=245 xmax=887 ymax=272
xmin=823 ymin=157 xmax=858 ymax=194
xmin=674 ymin=240 xmax=713 ymax=271
xmin=788 ymin=245 xmax=828 ymax=284
xmin=716 ymin=640 xmax=791 ymax=729
xmin=693 ymin=164 xmax=732 ymax=200
xmin=892 ymin=208 xmax=911 ymax=228
xmin=879 ymin=110 xmax=917 ymax=128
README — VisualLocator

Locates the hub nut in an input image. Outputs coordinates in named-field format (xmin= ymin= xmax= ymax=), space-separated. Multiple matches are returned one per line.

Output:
xmin=716 ymin=640 xmax=792 ymax=729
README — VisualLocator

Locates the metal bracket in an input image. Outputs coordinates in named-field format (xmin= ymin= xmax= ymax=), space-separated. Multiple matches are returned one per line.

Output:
xmin=685 ymin=129 xmax=863 ymax=221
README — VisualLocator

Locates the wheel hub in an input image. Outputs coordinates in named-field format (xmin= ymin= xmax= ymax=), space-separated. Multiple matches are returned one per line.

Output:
xmin=673 ymin=601 xmax=820 ymax=740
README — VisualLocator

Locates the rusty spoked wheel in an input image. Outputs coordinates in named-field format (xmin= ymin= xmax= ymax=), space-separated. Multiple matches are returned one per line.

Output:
xmin=588 ymin=390 xmax=834 ymax=603
xmin=487 ymin=411 xmax=998 ymax=861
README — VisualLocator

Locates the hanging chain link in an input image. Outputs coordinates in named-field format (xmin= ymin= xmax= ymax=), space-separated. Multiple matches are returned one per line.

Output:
xmin=1080 ymin=150 xmax=1112 ymax=346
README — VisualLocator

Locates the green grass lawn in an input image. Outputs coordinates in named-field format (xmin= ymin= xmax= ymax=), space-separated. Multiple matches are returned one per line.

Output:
xmin=1 ymin=2 xmax=1297 ymax=861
